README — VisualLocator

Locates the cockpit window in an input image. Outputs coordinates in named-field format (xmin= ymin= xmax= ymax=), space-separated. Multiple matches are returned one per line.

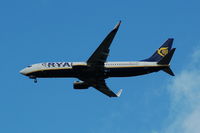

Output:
xmin=41 ymin=63 xmax=47 ymax=67
xmin=27 ymin=65 xmax=32 ymax=67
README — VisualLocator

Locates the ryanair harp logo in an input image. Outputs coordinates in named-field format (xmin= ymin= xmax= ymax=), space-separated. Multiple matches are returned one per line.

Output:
xmin=157 ymin=47 xmax=168 ymax=57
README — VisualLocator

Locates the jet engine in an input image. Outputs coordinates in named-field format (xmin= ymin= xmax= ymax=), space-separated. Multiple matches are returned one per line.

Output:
xmin=73 ymin=81 xmax=90 ymax=89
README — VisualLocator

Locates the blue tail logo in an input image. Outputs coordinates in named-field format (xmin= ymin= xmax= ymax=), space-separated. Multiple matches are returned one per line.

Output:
xmin=157 ymin=47 xmax=169 ymax=57
xmin=142 ymin=38 xmax=174 ymax=62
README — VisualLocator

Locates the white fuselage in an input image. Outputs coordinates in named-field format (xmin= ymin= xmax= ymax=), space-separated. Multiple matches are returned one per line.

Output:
xmin=20 ymin=61 xmax=167 ymax=78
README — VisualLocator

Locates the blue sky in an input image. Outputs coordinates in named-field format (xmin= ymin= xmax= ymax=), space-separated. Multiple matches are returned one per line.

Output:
xmin=1 ymin=0 xmax=200 ymax=133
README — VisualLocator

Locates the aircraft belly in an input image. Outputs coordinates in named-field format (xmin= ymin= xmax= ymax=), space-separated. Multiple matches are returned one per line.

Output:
xmin=28 ymin=69 xmax=76 ymax=78
xmin=106 ymin=67 xmax=162 ymax=77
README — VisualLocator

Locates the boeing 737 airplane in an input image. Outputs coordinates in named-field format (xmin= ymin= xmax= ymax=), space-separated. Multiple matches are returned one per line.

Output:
xmin=20 ymin=21 xmax=176 ymax=97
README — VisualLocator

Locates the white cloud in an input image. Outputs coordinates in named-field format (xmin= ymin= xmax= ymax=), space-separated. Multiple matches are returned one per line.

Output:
xmin=162 ymin=47 xmax=200 ymax=133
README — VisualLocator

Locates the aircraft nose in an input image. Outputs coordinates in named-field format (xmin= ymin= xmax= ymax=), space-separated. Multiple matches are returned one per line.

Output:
xmin=19 ymin=68 xmax=26 ymax=75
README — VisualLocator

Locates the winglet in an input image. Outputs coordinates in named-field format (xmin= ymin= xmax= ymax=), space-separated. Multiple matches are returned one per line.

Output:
xmin=116 ymin=89 xmax=123 ymax=97
xmin=113 ymin=21 xmax=121 ymax=30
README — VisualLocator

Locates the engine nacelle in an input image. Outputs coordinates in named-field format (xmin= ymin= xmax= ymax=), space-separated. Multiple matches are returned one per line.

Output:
xmin=73 ymin=81 xmax=90 ymax=89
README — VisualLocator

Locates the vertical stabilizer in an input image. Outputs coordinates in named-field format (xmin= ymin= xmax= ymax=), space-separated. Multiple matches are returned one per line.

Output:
xmin=158 ymin=48 xmax=176 ymax=65
xmin=143 ymin=38 xmax=174 ymax=62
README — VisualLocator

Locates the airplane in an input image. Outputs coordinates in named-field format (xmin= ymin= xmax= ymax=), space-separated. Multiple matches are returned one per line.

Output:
xmin=20 ymin=21 xmax=176 ymax=98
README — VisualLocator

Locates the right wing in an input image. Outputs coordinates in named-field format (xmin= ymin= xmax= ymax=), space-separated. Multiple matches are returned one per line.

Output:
xmin=87 ymin=21 xmax=121 ymax=70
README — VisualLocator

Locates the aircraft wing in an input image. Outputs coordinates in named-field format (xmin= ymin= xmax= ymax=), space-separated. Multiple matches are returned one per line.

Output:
xmin=87 ymin=21 xmax=121 ymax=69
xmin=92 ymin=80 xmax=122 ymax=97
xmin=77 ymin=77 xmax=122 ymax=97
xmin=78 ymin=21 xmax=122 ymax=97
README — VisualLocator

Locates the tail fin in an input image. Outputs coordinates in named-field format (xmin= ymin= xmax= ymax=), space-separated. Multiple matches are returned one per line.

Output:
xmin=158 ymin=48 xmax=176 ymax=65
xmin=143 ymin=38 xmax=174 ymax=62
xmin=158 ymin=48 xmax=176 ymax=76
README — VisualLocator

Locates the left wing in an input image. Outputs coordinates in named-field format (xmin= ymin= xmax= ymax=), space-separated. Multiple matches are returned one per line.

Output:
xmin=77 ymin=77 xmax=122 ymax=97
xmin=92 ymin=80 xmax=122 ymax=97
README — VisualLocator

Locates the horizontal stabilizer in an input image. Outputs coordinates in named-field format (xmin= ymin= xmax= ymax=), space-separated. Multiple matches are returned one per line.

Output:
xmin=158 ymin=48 xmax=176 ymax=65
xmin=162 ymin=67 xmax=175 ymax=76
